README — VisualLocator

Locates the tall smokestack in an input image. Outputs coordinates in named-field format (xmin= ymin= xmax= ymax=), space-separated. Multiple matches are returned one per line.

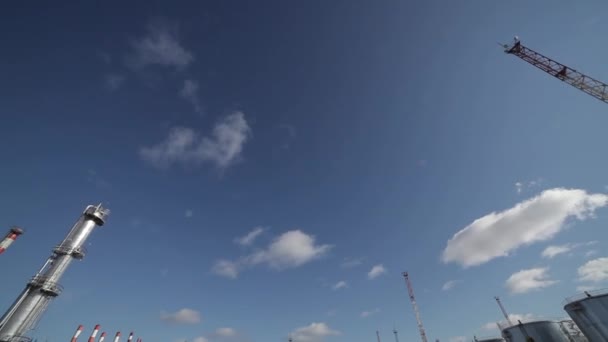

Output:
xmin=127 ymin=332 xmax=133 ymax=342
xmin=71 ymin=325 xmax=84 ymax=342
xmin=88 ymin=325 xmax=101 ymax=342
xmin=0 ymin=205 xmax=110 ymax=342
xmin=99 ymin=332 xmax=106 ymax=342
xmin=112 ymin=332 xmax=121 ymax=342
xmin=0 ymin=227 xmax=24 ymax=255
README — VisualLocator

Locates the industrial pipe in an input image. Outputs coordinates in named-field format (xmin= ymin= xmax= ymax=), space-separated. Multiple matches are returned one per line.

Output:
xmin=0 ymin=227 xmax=24 ymax=255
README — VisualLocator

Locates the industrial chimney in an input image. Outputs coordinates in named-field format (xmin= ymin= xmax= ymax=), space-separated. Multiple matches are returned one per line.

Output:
xmin=0 ymin=205 xmax=109 ymax=342
xmin=0 ymin=227 xmax=24 ymax=255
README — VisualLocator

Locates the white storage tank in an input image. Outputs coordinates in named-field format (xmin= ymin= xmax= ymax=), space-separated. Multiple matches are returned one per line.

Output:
xmin=564 ymin=290 xmax=608 ymax=341
xmin=501 ymin=320 xmax=573 ymax=342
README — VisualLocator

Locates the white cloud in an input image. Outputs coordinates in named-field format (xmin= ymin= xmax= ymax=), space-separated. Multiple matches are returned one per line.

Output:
xmin=340 ymin=257 xmax=363 ymax=268
xmin=586 ymin=250 xmax=599 ymax=258
xmin=180 ymin=79 xmax=203 ymax=114
xmin=515 ymin=182 xmax=523 ymax=194
xmin=193 ymin=337 xmax=209 ymax=342
xmin=213 ymin=230 xmax=331 ymax=278
xmin=212 ymin=259 xmax=240 ymax=279
xmin=290 ymin=322 xmax=340 ymax=342
xmin=442 ymin=280 xmax=461 ymax=291
xmin=515 ymin=179 xmax=543 ymax=194
xmin=578 ymin=257 xmax=608 ymax=282
xmin=215 ymin=328 xmax=237 ymax=337
xmin=332 ymin=281 xmax=348 ymax=290
xmin=104 ymin=73 xmax=126 ymax=90
xmin=506 ymin=267 xmax=558 ymax=294
xmin=185 ymin=209 xmax=193 ymax=218
xmin=368 ymin=264 xmax=387 ymax=279
xmin=482 ymin=313 xmax=535 ymax=331
xmin=160 ymin=308 xmax=201 ymax=324
xmin=140 ymin=111 xmax=251 ymax=169
xmin=360 ymin=308 xmax=380 ymax=318
xmin=128 ymin=21 xmax=193 ymax=70
xmin=234 ymin=227 xmax=266 ymax=246
xmin=449 ymin=337 xmax=467 ymax=342
xmin=541 ymin=244 xmax=573 ymax=259
xmin=442 ymin=188 xmax=608 ymax=267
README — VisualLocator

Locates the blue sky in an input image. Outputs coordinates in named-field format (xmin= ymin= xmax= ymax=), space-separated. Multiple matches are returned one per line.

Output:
xmin=1 ymin=1 xmax=608 ymax=342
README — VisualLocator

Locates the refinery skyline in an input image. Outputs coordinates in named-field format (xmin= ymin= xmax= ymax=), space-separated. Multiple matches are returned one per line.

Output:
xmin=2 ymin=1 xmax=608 ymax=342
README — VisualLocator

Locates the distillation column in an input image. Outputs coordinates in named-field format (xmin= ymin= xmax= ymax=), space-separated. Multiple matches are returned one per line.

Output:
xmin=0 ymin=205 xmax=109 ymax=342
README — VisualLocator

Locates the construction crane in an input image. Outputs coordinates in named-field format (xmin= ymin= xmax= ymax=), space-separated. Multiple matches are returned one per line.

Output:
xmin=504 ymin=37 xmax=608 ymax=104
xmin=402 ymin=272 xmax=428 ymax=342
xmin=494 ymin=296 xmax=513 ymax=326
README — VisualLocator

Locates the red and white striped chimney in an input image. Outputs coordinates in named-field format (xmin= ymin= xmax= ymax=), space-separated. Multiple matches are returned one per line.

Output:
xmin=127 ymin=332 xmax=133 ymax=342
xmin=99 ymin=332 xmax=107 ymax=342
xmin=88 ymin=325 xmax=101 ymax=342
xmin=71 ymin=325 xmax=84 ymax=342
xmin=0 ymin=227 xmax=23 ymax=255
xmin=113 ymin=332 xmax=121 ymax=342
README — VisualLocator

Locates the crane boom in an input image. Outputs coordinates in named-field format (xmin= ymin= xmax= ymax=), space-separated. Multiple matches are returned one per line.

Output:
xmin=402 ymin=272 xmax=428 ymax=342
xmin=494 ymin=296 xmax=513 ymax=326
xmin=505 ymin=38 xmax=608 ymax=104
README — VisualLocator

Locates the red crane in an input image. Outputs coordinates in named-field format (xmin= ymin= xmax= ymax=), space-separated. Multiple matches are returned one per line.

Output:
xmin=504 ymin=37 xmax=608 ymax=104
xmin=402 ymin=272 xmax=428 ymax=342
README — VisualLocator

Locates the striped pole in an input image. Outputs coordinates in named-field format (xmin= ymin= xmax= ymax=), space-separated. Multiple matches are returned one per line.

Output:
xmin=112 ymin=332 xmax=121 ymax=342
xmin=99 ymin=332 xmax=106 ymax=342
xmin=88 ymin=325 xmax=101 ymax=342
xmin=127 ymin=332 xmax=133 ymax=342
xmin=0 ymin=226 xmax=23 ymax=255
xmin=71 ymin=325 xmax=84 ymax=342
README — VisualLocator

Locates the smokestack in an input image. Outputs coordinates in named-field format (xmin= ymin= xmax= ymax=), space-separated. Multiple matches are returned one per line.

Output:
xmin=127 ymin=332 xmax=133 ymax=342
xmin=88 ymin=325 xmax=101 ymax=342
xmin=0 ymin=205 xmax=110 ymax=342
xmin=113 ymin=332 xmax=121 ymax=342
xmin=0 ymin=226 xmax=24 ymax=255
xmin=71 ymin=325 xmax=84 ymax=342
xmin=99 ymin=332 xmax=106 ymax=342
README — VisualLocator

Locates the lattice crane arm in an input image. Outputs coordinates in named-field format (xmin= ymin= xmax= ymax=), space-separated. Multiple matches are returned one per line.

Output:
xmin=504 ymin=38 xmax=608 ymax=104
xmin=403 ymin=272 xmax=428 ymax=342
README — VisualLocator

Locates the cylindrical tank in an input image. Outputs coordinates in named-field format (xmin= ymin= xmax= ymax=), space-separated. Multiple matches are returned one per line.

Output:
xmin=501 ymin=320 xmax=572 ymax=342
xmin=564 ymin=290 xmax=608 ymax=341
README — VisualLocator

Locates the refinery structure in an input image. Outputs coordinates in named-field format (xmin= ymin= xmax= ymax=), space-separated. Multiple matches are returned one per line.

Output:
xmin=2 ymin=38 xmax=608 ymax=342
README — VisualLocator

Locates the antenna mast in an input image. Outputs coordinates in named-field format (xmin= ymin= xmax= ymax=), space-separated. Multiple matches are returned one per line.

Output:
xmin=402 ymin=272 xmax=428 ymax=342
xmin=504 ymin=37 xmax=608 ymax=104
xmin=494 ymin=296 xmax=513 ymax=326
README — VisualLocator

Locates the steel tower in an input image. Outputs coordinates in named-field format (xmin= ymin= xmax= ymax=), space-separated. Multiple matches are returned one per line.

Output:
xmin=0 ymin=205 xmax=109 ymax=342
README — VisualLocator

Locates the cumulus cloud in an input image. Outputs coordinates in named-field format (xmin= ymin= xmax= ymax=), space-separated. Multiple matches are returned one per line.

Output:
xmin=515 ymin=179 xmax=543 ymax=194
xmin=212 ymin=230 xmax=331 ymax=278
xmin=506 ymin=267 xmax=558 ymax=294
xmin=234 ymin=227 xmax=266 ymax=246
xmin=332 ymin=281 xmax=348 ymax=290
xmin=104 ymin=73 xmax=126 ymax=91
xmin=180 ymin=79 xmax=203 ymax=114
xmin=542 ymin=244 xmax=573 ymax=259
xmin=290 ymin=322 xmax=340 ymax=342
xmin=140 ymin=111 xmax=251 ymax=169
xmin=360 ymin=308 xmax=380 ymax=318
xmin=127 ymin=21 xmax=193 ymax=70
xmin=442 ymin=280 xmax=461 ymax=291
xmin=160 ymin=308 xmax=201 ymax=324
xmin=483 ymin=313 xmax=535 ymax=331
xmin=214 ymin=328 xmax=237 ymax=338
xmin=368 ymin=264 xmax=387 ymax=279
xmin=586 ymin=250 xmax=599 ymax=258
xmin=578 ymin=257 xmax=608 ymax=282
xmin=442 ymin=188 xmax=608 ymax=267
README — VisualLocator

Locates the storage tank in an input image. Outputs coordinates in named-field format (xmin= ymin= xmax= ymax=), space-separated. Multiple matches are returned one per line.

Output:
xmin=501 ymin=320 xmax=572 ymax=342
xmin=564 ymin=290 xmax=608 ymax=341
